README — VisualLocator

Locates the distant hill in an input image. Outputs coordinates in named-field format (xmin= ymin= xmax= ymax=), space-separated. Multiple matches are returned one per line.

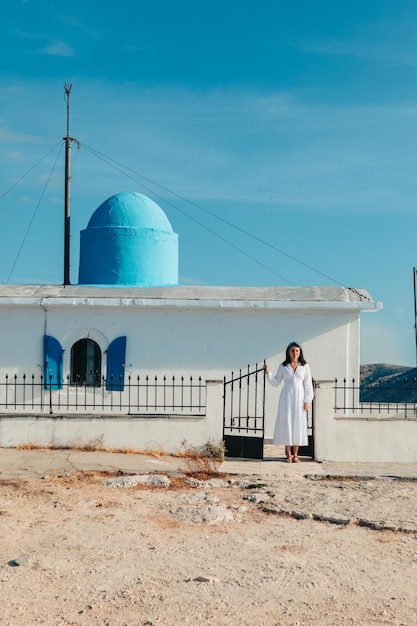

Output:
xmin=359 ymin=363 xmax=417 ymax=402
xmin=360 ymin=363 xmax=415 ymax=382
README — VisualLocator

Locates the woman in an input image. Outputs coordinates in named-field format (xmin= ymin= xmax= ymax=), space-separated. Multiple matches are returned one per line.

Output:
xmin=264 ymin=341 xmax=314 ymax=463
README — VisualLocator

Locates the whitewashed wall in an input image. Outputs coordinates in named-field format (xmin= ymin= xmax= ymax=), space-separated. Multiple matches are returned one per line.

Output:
xmin=0 ymin=381 xmax=224 ymax=452
xmin=0 ymin=285 xmax=380 ymax=447
xmin=313 ymin=381 xmax=417 ymax=462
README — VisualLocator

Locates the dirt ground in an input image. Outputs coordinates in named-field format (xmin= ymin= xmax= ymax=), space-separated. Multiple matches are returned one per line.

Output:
xmin=1 ymin=468 xmax=416 ymax=626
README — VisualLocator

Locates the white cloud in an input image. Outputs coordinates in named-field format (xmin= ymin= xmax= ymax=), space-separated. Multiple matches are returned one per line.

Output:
xmin=37 ymin=40 xmax=76 ymax=57
xmin=2 ymin=78 xmax=417 ymax=217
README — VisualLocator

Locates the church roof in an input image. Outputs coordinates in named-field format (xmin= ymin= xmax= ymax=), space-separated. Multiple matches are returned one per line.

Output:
xmin=86 ymin=192 xmax=174 ymax=232
xmin=78 ymin=191 xmax=178 ymax=287
xmin=0 ymin=285 xmax=382 ymax=312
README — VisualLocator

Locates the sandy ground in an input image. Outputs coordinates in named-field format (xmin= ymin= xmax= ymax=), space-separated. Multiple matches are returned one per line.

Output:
xmin=1 ymin=465 xmax=416 ymax=626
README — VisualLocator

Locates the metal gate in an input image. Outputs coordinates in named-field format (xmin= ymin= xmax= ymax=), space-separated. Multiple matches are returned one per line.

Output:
xmin=299 ymin=386 xmax=315 ymax=459
xmin=223 ymin=364 xmax=266 ymax=459
xmin=223 ymin=366 xmax=316 ymax=460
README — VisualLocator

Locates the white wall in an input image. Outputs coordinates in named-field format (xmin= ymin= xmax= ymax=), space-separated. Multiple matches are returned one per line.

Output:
xmin=0 ymin=281 xmax=381 ymax=453
xmin=0 ymin=380 xmax=224 ymax=453
xmin=0 ymin=305 xmax=45 ymax=377
xmin=40 ymin=304 xmax=360 ymax=379
xmin=2 ymin=377 xmax=417 ymax=462
xmin=0 ymin=300 xmax=362 ymax=440
xmin=313 ymin=381 xmax=417 ymax=462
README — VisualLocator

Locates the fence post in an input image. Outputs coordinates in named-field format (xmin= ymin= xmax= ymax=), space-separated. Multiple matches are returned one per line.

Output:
xmin=206 ymin=379 xmax=224 ymax=444
xmin=311 ymin=380 xmax=335 ymax=462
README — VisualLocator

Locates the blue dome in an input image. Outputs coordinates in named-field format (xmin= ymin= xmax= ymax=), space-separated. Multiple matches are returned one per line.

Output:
xmin=87 ymin=192 xmax=174 ymax=232
xmin=78 ymin=192 xmax=178 ymax=287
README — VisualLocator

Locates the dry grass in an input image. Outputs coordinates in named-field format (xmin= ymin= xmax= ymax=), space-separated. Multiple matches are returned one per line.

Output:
xmin=16 ymin=443 xmax=49 ymax=451
xmin=175 ymin=439 xmax=225 ymax=476
xmin=14 ymin=439 xmax=226 ymax=476
xmin=16 ymin=442 xmax=167 ymax=458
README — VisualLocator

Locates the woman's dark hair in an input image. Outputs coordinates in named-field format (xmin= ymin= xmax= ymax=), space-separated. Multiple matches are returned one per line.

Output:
xmin=282 ymin=342 xmax=307 ymax=366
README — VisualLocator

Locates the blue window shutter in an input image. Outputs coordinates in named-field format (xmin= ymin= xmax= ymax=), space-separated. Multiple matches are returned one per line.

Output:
xmin=43 ymin=335 xmax=64 ymax=390
xmin=106 ymin=336 xmax=126 ymax=391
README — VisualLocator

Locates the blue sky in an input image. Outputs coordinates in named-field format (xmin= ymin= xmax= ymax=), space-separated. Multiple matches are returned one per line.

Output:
xmin=1 ymin=0 xmax=417 ymax=365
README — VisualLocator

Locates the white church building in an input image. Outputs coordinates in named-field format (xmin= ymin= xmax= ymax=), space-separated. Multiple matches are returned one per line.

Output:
xmin=3 ymin=190 xmax=413 ymax=463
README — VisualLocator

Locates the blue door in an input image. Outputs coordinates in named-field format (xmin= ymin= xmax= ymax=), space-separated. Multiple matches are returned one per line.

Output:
xmin=43 ymin=335 xmax=64 ymax=390
xmin=106 ymin=336 xmax=126 ymax=391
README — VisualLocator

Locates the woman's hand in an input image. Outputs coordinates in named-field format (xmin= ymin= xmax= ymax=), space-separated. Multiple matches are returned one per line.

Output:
xmin=264 ymin=363 xmax=270 ymax=375
xmin=304 ymin=402 xmax=309 ymax=411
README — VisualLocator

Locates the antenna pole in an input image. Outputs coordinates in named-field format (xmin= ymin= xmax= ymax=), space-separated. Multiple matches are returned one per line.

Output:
xmin=414 ymin=267 xmax=417 ymax=367
xmin=63 ymin=83 xmax=72 ymax=285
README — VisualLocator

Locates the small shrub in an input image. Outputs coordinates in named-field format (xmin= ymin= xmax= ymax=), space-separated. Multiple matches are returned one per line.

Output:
xmin=204 ymin=438 xmax=226 ymax=464
xmin=177 ymin=438 xmax=226 ymax=476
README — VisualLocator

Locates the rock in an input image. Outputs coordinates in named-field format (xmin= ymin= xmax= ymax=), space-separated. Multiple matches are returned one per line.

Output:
xmin=168 ymin=503 xmax=234 ymax=524
xmin=173 ymin=492 xmax=219 ymax=505
xmin=8 ymin=555 xmax=28 ymax=567
xmin=243 ymin=492 xmax=271 ymax=504
xmin=185 ymin=477 xmax=229 ymax=488
xmin=193 ymin=576 xmax=220 ymax=583
xmin=104 ymin=474 xmax=171 ymax=488
xmin=146 ymin=474 xmax=171 ymax=488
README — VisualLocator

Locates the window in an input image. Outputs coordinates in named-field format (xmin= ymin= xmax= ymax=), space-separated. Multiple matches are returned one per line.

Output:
xmin=70 ymin=338 xmax=102 ymax=387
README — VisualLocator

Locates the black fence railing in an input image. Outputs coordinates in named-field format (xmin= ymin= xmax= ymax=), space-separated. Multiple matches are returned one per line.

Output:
xmin=223 ymin=364 xmax=266 ymax=435
xmin=0 ymin=373 xmax=206 ymax=415
xmin=334 ymin=377 xmax=417 ymax=417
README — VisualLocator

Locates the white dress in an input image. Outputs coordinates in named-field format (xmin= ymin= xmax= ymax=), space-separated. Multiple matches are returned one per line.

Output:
xmin=267 ymin=363 xmax=314 ymax=446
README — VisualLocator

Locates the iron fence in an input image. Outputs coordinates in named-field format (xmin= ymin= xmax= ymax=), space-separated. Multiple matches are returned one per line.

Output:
xmin=334 ymin=377 xmax=417 ymax=417
xmin=0 ymin=373 xmax=206 ymax=415
xmin=223 ymin=363 xmax=266 ymax=435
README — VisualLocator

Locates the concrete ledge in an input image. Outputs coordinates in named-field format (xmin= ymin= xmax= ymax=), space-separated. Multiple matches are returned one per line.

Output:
xmin=0 ymin=413 xmax=220 ymax=454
